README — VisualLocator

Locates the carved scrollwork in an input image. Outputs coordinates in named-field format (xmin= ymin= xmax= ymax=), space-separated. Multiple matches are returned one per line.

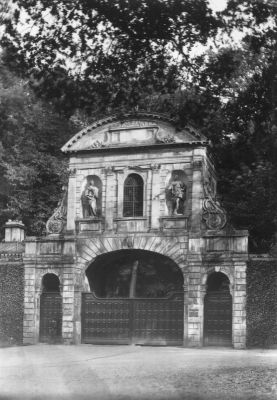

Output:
xmin=46 ymin=186 xmax=68 ymax=234
xmin=202 ymin=197 xmax=227 ymax=231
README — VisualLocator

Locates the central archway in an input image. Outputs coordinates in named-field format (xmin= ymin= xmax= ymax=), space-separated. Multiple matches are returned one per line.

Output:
xmin=82 ymin=250 xmax=184 ymax=345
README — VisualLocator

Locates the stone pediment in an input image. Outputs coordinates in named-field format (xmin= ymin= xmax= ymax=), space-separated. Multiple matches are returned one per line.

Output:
xmin=61 ymin=113 xmax=207 ymax=153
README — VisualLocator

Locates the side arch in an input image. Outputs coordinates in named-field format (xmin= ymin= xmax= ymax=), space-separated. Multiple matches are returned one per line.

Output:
xmin=39 ymin=273 xmax=62 ymax=343
xmin=202 ymin=266 xmax=234 ymax=294
xmin=203 ymin=271 xmax=232 ymax=347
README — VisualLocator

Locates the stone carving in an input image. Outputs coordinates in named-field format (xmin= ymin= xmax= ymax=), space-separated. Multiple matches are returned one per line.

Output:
xmin=167 ymin=174 xmax=186 ymax=215
xmin=122 ymin=236 xmax=133 ymax=248
xmin=81 ymin=179 xmax=99 ymax=217
xmin=46 ymin=186 xmax=67 ymax=234
xmin=150 ymin=163 xmax=160 ymax=171
xmin=119 ymin=120 xmax=153 ymax=128
xmin=202 ymin=179 xmax=227 ymax=230
xmin=204 ymin=177 xmax=216 ymax=198
xmin=102 ymin=166 xmax=114 ymax=175
xmin=155 ymin=130 xmax=176 ymax=143
xmin=88 ymin=140 xmax=105 ymax=149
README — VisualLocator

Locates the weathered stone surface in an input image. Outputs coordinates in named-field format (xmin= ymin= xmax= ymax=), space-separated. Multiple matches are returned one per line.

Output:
xmin=5 ymin=113 xmax=249 ymax=348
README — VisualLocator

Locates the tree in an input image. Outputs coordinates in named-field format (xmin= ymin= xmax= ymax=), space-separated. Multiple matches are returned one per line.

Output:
xmin=0 ymin=58 xmax=78 ymax=237
xmin=1 ymin=0 xmax=277 ymax=251
xmin=1 ymin=0 xmax=222 ymax=113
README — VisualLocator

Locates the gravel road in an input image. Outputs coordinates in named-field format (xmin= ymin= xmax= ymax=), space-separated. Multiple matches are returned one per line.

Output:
xmin=0 ymin=345 xmax=277 ymax=400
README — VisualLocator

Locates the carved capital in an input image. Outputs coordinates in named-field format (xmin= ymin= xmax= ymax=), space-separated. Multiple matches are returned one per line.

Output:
xmin=192 ymin=160 xmax=203 ymax=170
xmin=69 ymin=168 xmax=77 ymax=177
xmin=102 ymin=166 xmax=115 ymax=175
xmin=150 ymin=163 xmax=161 ymax=171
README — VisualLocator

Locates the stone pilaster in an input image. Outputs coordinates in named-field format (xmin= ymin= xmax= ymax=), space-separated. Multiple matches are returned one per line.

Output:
xmin=150 ymin=164 xmax=160 ymax=230
xmin=187 ymin=261 xmax=202 ymax=347
xmin=116 ymin=169 xmax=125 ymax=217
xmin=233 ymin=261 xmax=247 ymax=349
xmin=191 ymin=159 xmax=203 ymax=233
xmin=66 ymin=168 xmax=77 ymax=232
xmin=104 ymin=167 xmax=116 ymax=231
xmin=23 ymin=265 xmax=37 ymax=344
xmin=61 ymin=266 xmax=75 ymax=344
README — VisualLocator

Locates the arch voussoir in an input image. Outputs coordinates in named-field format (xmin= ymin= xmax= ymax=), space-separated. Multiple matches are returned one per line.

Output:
xmin=78 ymin=235 xmax=184 ymax=268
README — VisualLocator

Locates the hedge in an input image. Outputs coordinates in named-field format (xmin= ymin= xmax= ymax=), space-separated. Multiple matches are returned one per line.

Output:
xmin=247 ymin=258 xmax=277 ymax=348
xmin=0 ymin=263 xmax=24 ymax=346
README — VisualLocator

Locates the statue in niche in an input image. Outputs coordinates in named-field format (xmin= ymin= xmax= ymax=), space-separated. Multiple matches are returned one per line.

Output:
xmin=81 ymin=179 xmax=99 ymax=217
xmin=167 ymin=174 xmax=186 ymax=215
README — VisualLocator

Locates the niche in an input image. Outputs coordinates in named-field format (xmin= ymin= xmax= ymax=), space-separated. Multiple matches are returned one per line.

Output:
xmin=81 ymin=175 xmax=102 ymax=218
xmin=165 ymin=170 xmax=187 ymax=216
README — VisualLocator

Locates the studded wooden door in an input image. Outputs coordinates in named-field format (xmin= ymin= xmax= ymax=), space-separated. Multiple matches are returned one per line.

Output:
xmin=204 ymin=291 xmax=232 ymax=346
xmin=39 ymin=292 xmax=62 ymax=343
xmin=82 ymin=292 xmax=184 ymax=345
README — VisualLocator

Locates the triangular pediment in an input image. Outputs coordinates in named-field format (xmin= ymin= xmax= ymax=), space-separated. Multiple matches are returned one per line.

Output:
xmin=61 ymin=113 xmax=207 ymax=153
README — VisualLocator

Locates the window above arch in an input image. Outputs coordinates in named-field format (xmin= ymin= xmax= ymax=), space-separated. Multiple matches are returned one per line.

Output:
xmin=123 ymin=174 xmax=144 ymax=217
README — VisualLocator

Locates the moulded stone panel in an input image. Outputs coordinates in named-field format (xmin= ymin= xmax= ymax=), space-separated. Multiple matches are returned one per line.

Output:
xmin=63 ymin=315 xmax=73 ymax=322
xmin=63 ymin=285 xmax=74 ymax=292
xmin=189 ymin=265 xmax=201 ymax=273
xmin=233 ymin=304 xmax=244 ymax=311
xmin=189 ymin=278 xmax=200 ymax=285
xmin=63 ymin=298 xmax=74 ymax=304
xmin=24 ymin=314 xmax=35 ymax=321
xmin=23 ymin=319 xmax=35 ymax=326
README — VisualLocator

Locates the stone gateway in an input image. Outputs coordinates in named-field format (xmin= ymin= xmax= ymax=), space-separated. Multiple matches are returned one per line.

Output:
xmin=20 ymin=113 xmax=248 ymax=348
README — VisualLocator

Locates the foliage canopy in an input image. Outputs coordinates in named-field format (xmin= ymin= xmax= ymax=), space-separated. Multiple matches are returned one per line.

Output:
xmin=1 ymin=0 xmax=277 ymax=251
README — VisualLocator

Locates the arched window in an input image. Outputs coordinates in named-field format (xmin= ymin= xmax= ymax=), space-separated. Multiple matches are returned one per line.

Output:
xmin=123 ymin=174 xmax=143 ymax=217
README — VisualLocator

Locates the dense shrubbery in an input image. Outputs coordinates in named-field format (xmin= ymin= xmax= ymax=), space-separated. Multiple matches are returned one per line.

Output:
xmin=247 ymin=259 xmax=277 ymax=347
xmin=0 ymin=263 xmax=24 ymax=346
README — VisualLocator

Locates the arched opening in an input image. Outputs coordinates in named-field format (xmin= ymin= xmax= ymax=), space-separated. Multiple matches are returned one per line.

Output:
xmin=82 ymin=250 xmax=184 ymax=345
xmin=204 ymin=272 xmax=232 ymax=346
xmin=42 ymin=273 xmax=60 ymax=292
xmin=39 ymin=273 xmax=62 ymax=343
xmin=86 ymin=249 xmax=183 ymax=298
xmin=123 ymin=174 xmax=144 ymax=217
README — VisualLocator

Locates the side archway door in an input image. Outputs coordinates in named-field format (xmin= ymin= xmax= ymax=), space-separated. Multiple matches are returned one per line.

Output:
xmin=204 ymin=272 xmax=232 ymax=346
xmin=39 ymin=274 xmax=62 ymax=343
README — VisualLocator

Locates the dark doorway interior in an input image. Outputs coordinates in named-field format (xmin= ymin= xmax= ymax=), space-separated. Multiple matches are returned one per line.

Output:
xmin=204 ymin=272 xmax=232 ymax=346
xmin=86 ymin=249 xmax=183 ymax=298
xmin=39 ymin=273 xmax=62 ymax=343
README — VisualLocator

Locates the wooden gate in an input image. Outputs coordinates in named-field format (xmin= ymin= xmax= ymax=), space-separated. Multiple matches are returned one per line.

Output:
xmin=39 ymin=292 xmax=62 ymax=343
xmin=204 ymin=291 xmax=232 ymax=346
xmin=82 ymin=292 xmax=184 ymax=345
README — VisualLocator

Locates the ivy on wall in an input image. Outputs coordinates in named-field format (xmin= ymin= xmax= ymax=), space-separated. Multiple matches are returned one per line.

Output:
xmin=247 ymin=259 xmax=277 ymax=348
xmin=0 ymin=263 xmax=24 ymax=346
